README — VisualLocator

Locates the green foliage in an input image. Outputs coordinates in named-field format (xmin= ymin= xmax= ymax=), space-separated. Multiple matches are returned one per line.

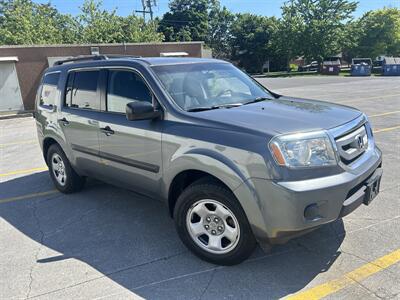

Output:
xmin=158 ymin=0 xmax=234 ymax=58
xmin=158 ymin=0 xmax=211 ymax=42
xmin=230 ymin=14 xmax=278 ymax=73
xmin=0 ymin=0 xmax=163 ymax=45
xmin=350 ymin=8 xmax=400 ymax=58
xmin=79 ymin=0 xmax=122 ymax=43
xmin=208 ymin=6 xmax=234 ymax=58
xmin=78 ymin=0 xmax=163 ymax=43
xmin=280 ymin=0 xmax=358 ymax=63
xmin=0 ymin=0 xmax=78 ymax=44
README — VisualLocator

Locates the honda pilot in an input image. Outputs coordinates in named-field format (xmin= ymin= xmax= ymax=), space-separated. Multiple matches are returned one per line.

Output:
xmin=35 ymin=56 xmax=382 ymax=265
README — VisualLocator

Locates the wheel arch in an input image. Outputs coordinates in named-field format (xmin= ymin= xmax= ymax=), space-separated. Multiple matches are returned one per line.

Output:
xmin=167 ymin=169 xmax=232 ymax=217
xmin=42 ymin=137 xmax=59 ymax=164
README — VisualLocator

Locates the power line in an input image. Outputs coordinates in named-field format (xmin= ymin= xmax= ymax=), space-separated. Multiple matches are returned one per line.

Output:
xmin=135 ymin=0 xmax=157 ymax=21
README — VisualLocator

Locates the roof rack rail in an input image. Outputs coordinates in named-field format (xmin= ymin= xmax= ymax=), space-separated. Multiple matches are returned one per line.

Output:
xmin=53 ymin=55 xmax=108 ymax=66
xmin=53 ymin=54 xmax=142 ymax=66
xmin=104 ymin=54 xmax=142 ymax=59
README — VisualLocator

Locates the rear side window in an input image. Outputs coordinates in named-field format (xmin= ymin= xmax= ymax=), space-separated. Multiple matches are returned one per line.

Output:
xmin=66 ymin=70 xmax=100 ymax=110
xmin=40 ymin=73 xmax=60 ymax=107
xmin=107 ymin=70 xmax=152 ymax=113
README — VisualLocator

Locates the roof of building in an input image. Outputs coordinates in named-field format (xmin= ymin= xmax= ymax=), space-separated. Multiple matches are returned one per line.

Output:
xmin=0 ymin=41 xmax=204 ymax=49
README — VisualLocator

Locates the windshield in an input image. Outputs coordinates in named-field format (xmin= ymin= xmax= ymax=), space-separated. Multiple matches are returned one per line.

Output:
xmin=151 ymin=63 xmax=272 ymax=111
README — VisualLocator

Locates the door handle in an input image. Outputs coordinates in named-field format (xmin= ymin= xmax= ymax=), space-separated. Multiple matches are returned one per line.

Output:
xmin=100 ymin=126 xmax=114 ymax=136
xmin=59 ymin=117 xmax=69 ymax=126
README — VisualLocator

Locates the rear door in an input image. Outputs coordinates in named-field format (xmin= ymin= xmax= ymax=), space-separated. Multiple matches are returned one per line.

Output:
xmin=60 ymin=69 xmax=103 ymax=176
xmin=97 ymin=68 xmax=162 ymax=197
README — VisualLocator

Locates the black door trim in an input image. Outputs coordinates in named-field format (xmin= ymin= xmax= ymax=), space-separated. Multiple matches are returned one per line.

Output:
xmin=99 ymin=151 xmax=160 ymax=173
xmin=71 ymin=143 xmax=99 ymax=156
xmin=71 ymin=144 xmax=160 ymax=173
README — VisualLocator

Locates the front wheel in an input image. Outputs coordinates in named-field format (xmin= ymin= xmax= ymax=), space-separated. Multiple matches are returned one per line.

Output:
xmin=174 ymin=179 xmax=257 ymax=265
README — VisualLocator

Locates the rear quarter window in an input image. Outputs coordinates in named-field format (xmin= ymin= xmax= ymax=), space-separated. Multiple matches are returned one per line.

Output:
xmin=39 ymin=72 xmax=60 ymax=107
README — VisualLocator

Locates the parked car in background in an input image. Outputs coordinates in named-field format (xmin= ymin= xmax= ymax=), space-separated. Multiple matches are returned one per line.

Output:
xmin=298 ymin=61 xmax=319 ymax=72
xmin=35 ymin=56 xmax=383 ymax=265
xmin=321 ymin=57 xmax=341 ymax=75
xmin=351 ymin=58 xmax=372 ymax=76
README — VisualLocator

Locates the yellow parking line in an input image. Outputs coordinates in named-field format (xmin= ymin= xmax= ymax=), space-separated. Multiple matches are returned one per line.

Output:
xmin=286 ymin=248 xmax=400 ymax=300
xmin=374 ymin=125 xmax=400 ymax=133
xmin=369 ymin=110 xmax=400 ymax=118
xmin=0 ymin=167 xmax=48 ymax=177
xmin=0 ymin=139 xmax=37 ymax=147
xmin=0 ymin=190 xmax=58 ymax=204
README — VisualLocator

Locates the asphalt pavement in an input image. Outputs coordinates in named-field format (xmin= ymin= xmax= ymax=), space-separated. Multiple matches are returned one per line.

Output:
xmin=0 ymin=76 xmax=399 ymax=300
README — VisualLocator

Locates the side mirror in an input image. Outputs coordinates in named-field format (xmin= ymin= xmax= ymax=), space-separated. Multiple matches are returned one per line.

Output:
xmin=126 ymin=101 xmax=161 ymax=121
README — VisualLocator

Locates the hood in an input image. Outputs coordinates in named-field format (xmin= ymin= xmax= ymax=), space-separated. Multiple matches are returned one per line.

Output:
xmin=191 ymin=97 xmax=362 ymax=135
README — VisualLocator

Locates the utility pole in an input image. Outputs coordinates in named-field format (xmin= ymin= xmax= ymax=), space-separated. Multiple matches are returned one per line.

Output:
xmin=135 ymin=0 xmax=157 ymax=21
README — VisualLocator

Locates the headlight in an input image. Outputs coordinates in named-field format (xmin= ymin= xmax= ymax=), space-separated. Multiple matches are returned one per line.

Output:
xmin=269 ymin=131 xmax=337 ymax=168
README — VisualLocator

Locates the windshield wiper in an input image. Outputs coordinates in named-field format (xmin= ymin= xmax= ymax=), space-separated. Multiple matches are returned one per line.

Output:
xmin=242 ymin=97 xmax=272 ymax=106
xmin=186 ymin=103 xmax=243 ymax=112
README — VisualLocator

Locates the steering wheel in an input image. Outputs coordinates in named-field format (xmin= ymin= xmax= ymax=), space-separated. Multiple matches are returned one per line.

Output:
xmin=216 ymin=89 xmax=234 ymax=97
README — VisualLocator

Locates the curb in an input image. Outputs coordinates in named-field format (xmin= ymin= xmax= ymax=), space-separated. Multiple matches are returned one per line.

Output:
xmin=0 ymin=113 xmax=33 ymax=121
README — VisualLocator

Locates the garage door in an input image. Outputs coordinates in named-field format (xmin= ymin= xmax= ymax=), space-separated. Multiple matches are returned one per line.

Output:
xmin=0 ymin=61 xmax=24 ymax=112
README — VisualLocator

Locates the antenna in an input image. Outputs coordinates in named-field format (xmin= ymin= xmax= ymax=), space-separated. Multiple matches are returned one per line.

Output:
xmin=135 ymin=0 xmax=157 ymax=21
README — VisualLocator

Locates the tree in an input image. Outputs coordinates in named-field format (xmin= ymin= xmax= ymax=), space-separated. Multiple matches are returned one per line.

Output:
xmin=158 ymin=0 xmax=224 ymax=43
xmin=78 ymin=0 xmax=126 ymax=43
xmin=274 ymin=1 xmax=305 ymax=70
xmin=0 ymin=0 xmax=163 ymax=45
xmin=122 ymin=16 xmax=164 ymax=43
xmin=158 ymin=0 xmax=211 ymax=42
xmin=229 ymin=14 xmax=278 ymax=73
xmin=350 ymin=8 xmax=400 ymax=58
xmin=158 ymin=0 xmax=233 ymax=58
xmin=78 ymin=0 xmax=164 ymax=44
xmin=280 ymin=0 xmax=357 ymax=63
xmin=208 ymin=6 xmax=234 ymax=58
xmin=0 ymin=0 xmax=78 ymax=45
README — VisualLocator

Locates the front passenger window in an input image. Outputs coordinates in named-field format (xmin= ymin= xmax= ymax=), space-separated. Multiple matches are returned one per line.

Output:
xmin=70 ymin=71 xmax=100 ymax=110
xmin=107 ymin=70 xmax=152 ymax=113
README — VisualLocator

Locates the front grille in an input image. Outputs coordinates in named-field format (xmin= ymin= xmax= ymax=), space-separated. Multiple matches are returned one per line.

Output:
xmin=335 ymin=125 xmax=368 ymax=165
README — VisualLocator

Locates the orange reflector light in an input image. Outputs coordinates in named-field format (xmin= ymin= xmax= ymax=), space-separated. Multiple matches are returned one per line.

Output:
xmin=270 ymin=143 xmax=286 ymax=166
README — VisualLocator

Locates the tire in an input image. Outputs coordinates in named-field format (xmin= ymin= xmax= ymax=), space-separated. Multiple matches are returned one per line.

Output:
xmin=174 ymin=178 xmax=257 ymax=265
xmin=47 ymin=144 xmax=85 ymax=193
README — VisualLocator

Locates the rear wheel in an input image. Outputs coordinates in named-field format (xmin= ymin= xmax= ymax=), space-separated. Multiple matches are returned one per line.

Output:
xmin=174 ymin=179 xmax=256 ymax=265
xmin=47 ymin=144 xmax=85 ymax=193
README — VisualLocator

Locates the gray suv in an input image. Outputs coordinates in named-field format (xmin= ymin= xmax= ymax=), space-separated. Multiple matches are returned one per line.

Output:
xmin=35 ymin=56 xmax=382 ymax=265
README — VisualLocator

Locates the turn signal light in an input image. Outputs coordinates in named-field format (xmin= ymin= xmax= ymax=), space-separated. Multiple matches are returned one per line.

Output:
xmin=270 ymin=142 xmax=286 ymax=166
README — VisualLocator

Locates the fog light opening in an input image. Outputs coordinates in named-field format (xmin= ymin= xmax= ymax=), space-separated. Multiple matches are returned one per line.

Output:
xmin=304 ymin=203 xmax=322 ymax=221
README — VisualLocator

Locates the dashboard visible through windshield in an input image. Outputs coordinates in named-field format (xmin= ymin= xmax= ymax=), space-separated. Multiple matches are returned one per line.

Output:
xmin=151 ymin=62 xmax=272 ymax=111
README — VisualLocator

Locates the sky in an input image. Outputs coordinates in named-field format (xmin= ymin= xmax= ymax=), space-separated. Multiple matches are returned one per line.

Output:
xmin=32 ymin=0 xmax=400 ymax=18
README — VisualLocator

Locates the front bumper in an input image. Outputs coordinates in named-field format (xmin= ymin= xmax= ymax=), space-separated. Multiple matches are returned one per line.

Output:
xmin=235 ymin=145 xmax=382 ymax=247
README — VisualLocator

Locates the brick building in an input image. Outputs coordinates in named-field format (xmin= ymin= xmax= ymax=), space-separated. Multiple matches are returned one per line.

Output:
xmin=0 ymin=42 xmax=207 ymax=112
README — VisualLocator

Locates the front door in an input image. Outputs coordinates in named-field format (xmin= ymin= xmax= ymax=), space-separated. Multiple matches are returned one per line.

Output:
xmin=97 ymin=69 xmax=162 ymax=197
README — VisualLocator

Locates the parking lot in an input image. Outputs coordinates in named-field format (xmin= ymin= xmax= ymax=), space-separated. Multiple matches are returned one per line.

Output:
xmin=0 ymin=76 xmax=399 ymax=299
